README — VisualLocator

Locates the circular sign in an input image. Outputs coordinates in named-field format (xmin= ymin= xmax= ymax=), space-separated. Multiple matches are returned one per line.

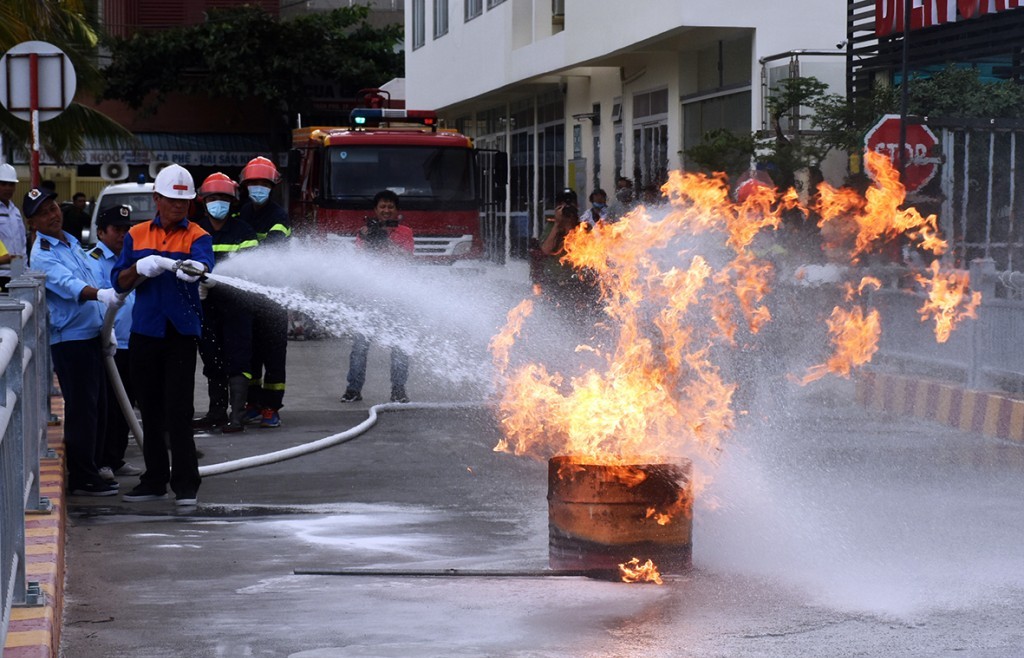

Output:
xmin=864 ymin=114 xmax=939 ymax=192
xmin=0 ymin=40 xmax=77 ymax=122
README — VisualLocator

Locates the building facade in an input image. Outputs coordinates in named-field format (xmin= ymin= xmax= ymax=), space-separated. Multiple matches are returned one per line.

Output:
xmin=404 ymin=0 xmax=848 ymax=247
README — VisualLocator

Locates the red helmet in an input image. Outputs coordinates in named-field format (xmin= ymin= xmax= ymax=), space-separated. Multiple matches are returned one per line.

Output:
xmin=198 ymin=172 xmax=239 ymax=199
xmin=240 ymin=156 xmax=280 ymax=185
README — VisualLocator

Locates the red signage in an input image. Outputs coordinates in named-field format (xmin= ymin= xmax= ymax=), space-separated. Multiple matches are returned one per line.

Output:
xmin=864 ymin=114 xmax=940 ymax=192
xmin=876 ymin=0 xmax=1023 ymax=36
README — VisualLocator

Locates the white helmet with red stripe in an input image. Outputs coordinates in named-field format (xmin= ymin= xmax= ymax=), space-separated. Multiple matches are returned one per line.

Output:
xmin=154 ymin=164 xmax=196 ymax=199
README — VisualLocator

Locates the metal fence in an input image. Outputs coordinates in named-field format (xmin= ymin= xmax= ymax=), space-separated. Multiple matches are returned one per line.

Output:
xmin=0 ymin=268 xmax=52 ymax=647
xmin=868 ymin=258 xmax=1024 ymax=392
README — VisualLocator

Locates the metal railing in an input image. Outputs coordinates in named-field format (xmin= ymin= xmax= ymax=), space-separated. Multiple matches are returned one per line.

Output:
xmin=869 ymin=258 xmax=1024 ymax=392
xmin=0 ymin=267 xmax=52 ymax=647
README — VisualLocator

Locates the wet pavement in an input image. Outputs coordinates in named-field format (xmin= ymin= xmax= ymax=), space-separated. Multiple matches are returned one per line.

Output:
xmin=58 ymin=266 xmax=1024 ymax=657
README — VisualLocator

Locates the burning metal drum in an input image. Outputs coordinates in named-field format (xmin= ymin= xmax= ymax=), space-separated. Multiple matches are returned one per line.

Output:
xmin=547 ymin=456 xmax=693 ymax=572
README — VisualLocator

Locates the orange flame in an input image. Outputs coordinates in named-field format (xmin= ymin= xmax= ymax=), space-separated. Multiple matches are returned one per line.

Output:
xmin=489 ymin=299 xmax=533 ymax=375
xmin=619 ymin=557 xmax=664 ymax=585
xmin=802 ymin=305 xmax=881 ymax=384
xmin=915 ymin=260 xmax=981 ymax=343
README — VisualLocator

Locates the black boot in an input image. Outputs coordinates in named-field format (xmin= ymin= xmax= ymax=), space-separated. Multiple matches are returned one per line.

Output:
xmin=222 ymin=376 xmax=249 ymax=434
xmin=193 ymin=378 xmax=229 ymax=430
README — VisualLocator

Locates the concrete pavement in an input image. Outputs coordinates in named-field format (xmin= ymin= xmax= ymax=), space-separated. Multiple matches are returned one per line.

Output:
xmin=56 ymin=334 xmax=1024 ymax=657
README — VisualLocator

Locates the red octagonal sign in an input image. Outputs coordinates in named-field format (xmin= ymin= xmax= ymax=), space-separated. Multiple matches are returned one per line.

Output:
xmin=864 ymin=114 xmax=939 ymax=193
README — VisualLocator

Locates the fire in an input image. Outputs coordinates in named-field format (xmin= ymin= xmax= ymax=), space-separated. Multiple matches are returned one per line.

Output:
xmin=618 ymin=557 xmax=664 ymax=585
xmin=915 ymin=260 xmax=981 ymax=343
xmin=492 ymin=148 xmax=980 ymax=485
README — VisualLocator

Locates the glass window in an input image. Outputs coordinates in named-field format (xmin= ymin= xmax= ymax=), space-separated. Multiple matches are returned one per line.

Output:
xmin=681 ymin=90 xmax=752 ymax=167
xmin=487 ymin=0 xmax=506 ymax=7
xmin=326 ymin=146 xmax=476 ymax=203
xmin=434 ymin=0 xmax=449 ymax=38
xmin=412 ymin=0 xmax=425 ymax=49
xmin=465 ymin=0 xmax=482 ymax=21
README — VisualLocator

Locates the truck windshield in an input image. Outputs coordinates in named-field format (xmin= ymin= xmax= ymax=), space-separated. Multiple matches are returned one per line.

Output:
xmin=325 ymin=146 xmax=475 ymax=201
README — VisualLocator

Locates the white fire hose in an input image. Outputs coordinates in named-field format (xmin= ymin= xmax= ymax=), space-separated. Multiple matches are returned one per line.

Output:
xmin=102 ymin=266 xmax=484 ymax=478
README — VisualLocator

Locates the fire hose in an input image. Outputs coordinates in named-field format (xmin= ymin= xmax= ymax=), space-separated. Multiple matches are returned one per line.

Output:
xmin=102 ymin=261 xmax=481 ymax=478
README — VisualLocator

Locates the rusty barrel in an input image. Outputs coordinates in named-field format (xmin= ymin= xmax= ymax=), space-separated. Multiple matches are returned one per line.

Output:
xmin=547 ymin=455 xmax=693 ymax=572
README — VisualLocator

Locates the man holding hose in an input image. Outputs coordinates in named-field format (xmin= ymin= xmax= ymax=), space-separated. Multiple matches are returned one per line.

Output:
xmin=112 ymin=164 xmax=214 ymax=506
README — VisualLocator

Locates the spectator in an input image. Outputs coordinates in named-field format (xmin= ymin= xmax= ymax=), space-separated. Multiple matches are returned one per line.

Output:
xmin=237 ymin=156 xmax=290 ymax=428
xmin=194 ymin=173 xmax=258 ymax=434
xmin=581 ymin=188 xmax=610 ymax=228
xmin=535 ymin=188 xmax=599 ymax=318
xmin=340 ymin=190 xmax=414 ymax=404
xmin=25 ymin=186 xmax=124 ymax=496
xmin=0 ymin=163 xmax=26 ymax=288
xmin=112 ymin=164 xmax=214 ymax=506
xmin=62 ymin=192 xmax=89 ymax=242
xmin=87 ymin=204 xmax=144 ymax=483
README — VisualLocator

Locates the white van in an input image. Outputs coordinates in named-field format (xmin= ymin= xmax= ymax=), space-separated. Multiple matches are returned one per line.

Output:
xmin=86 ymin=181 xmax=156 ymax=244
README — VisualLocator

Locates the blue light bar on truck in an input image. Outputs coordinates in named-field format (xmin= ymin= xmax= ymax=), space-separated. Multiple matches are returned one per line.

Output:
xmin=349 ymin=108 xmax=438 ymax=128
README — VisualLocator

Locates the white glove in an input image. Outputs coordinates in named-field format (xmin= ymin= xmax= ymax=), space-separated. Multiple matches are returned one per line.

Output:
xmin=102 ymin=328 xmax=117 ymax=358
xmin=136 ymin=255 xmax=176 ymax=278
xmin=175 ymin=259 xmax=206 ymax=284
xmin=96 ymin=287 xmax=125 ymax=309
xmin=198 ymin=282 xmax=209 ymax=300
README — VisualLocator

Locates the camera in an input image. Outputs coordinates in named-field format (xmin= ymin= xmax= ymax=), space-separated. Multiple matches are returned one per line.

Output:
xmin=364 ymin=216 xmax=398 ymax=249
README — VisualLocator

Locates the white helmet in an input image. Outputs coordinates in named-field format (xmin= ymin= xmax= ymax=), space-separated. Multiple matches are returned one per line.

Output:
xmin=154 ymin=164 xmax=196 ymax=199
xmin=0 ymin=163 xmax=18 ymax=183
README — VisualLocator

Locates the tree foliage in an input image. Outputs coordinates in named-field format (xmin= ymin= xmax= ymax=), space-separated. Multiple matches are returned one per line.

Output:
xmin=101 ymin=6 xmax=404 ymax=120
xmin=685 ymin=65 xmax=1024 ymax=186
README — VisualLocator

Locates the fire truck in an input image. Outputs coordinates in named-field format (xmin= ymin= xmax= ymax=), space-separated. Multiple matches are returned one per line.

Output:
xmin=289 ymin=108 xmax=506 ymax=261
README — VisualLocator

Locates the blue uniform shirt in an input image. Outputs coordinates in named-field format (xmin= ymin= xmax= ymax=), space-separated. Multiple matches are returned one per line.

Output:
xmin=31 ymin=231 xmax=105 ymax=345
xmin=111 ymin=215 xmax=214 ymax=338
xmin=87 ymin=242 xmax=135 ymax=349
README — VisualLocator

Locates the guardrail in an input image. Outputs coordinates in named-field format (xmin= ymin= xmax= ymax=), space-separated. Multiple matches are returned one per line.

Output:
xmin=868 ymin=258 xmax=1024 ymax=392
xmin=0 ymin=268 xmax=52 ymax=647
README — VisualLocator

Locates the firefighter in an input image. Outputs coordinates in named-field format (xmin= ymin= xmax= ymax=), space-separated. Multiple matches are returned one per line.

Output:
xmin=237 ymin=156 xmax=290 ymax=427
xmin=194 ymin=173 xmax=259 ymax=433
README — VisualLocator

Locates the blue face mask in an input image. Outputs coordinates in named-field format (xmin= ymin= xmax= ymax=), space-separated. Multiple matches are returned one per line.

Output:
xmin=206 ymin=200 xmax=230 ymax=219
xmin=247 ymin=185 xmax=271 ymax=205
xmin=593 ymin=202 xmax=607 ymax=209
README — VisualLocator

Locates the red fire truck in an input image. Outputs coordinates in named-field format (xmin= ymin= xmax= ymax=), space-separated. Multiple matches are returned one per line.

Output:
xmin=289 ymin=108 xmax=506 ymax=261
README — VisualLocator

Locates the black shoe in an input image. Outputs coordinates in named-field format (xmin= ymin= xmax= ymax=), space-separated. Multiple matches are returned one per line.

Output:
xmin=175 ymin=493 xmax=198 ymax=506
xmin=192 ymin=413 xmax=228 ymax=431
xmin=70 ymin=480 xmax=119 ymax=497
xmin=122 ymin=484 xmax=169 ymax=502
xmin=390 ymin=387 xmax=409 ymax=403
xmin=340 ymin=389 xmax=362 ymax=403
xmin=221 ymin=421 xmax=245 ymax=434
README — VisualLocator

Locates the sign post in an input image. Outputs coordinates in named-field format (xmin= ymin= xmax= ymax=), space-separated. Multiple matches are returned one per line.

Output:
xmin=0 ymin=41 xmax=77 ymax=186
xmin=864 ymin=114 xmax=940 ymax=193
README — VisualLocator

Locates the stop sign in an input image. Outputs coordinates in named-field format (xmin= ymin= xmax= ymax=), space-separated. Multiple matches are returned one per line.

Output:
xmin=864 ymin=114 xmax=939 ymax=192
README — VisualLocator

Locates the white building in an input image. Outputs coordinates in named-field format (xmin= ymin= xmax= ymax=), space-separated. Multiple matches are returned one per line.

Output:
xmin=405 ymin=0 xmax=848 ymax=248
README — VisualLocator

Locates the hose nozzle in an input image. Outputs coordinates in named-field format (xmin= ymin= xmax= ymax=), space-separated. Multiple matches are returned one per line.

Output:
xmin=173 ymin=260 xmax=208 ymax=279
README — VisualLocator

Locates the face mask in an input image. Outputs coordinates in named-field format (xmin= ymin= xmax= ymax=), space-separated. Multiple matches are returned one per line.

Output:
xmin=206 ymin=200 xmax=230 ymax=219
xmin=247 ymin=185 xmax=271 ymax=205
xmin=593 ymin=202 xmax=607 ymax=209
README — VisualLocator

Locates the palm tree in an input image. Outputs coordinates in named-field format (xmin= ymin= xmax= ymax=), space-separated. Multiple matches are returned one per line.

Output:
xmin=0 ymin=0 xmax=134 ymax=163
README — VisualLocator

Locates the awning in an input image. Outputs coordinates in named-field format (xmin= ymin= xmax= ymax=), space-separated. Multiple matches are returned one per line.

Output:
xmin=56 ymin=132 xmax=283 ymax=167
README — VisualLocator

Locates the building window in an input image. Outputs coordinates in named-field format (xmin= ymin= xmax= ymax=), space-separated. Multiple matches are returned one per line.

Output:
xmin=632 ymin=89 xmax=669 ymax=189
xmin=486 ymin=0 xmax=506 ymax=8
xmin=412 ymin=0 xmax=425 ymax=49
xmin=465 ymin=0 xmax=482 ymax=21
xmin=434 ymin=0 xmax=449 ymax=38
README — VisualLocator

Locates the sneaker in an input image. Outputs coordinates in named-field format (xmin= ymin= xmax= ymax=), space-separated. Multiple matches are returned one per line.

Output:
xmin=114 ymin=462 xmax=144 ymax=476
xmin=259 ymin=408 xmax=281 ymax=428
xmin=390 ymin=387 xmax=409 ymax=403
xmin=70 ymin=480 xmax=119 ymax=497
xmin=192 ymin=413 xmax=228 ymax=431
xmin=122 ymin=485 xmax=169 ymax=502
xmin=340 ymin=389 xmax=362 ymax=403
xmin=175 ymin=494 xmax=198 ymax=506
xmin=221 ymin=421 xmax=245 ymax=434
xmin=241 ymin=405 xmax=263 ymax=425
xmin=98 ymin=466 xmax=115 ymax=482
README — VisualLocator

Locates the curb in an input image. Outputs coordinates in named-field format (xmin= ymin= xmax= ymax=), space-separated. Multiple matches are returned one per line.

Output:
xmin=3 ymin=400 xmax=65 ymax=658
xmin=857 ymin=370 xmax=1024 ymax=442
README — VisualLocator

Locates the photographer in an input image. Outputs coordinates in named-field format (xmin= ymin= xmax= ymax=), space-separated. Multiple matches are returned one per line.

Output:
xmin=537 ymin=188 xmax=599 ymax=319
xmin=341 ymin=190 xmax=415 ymax=404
